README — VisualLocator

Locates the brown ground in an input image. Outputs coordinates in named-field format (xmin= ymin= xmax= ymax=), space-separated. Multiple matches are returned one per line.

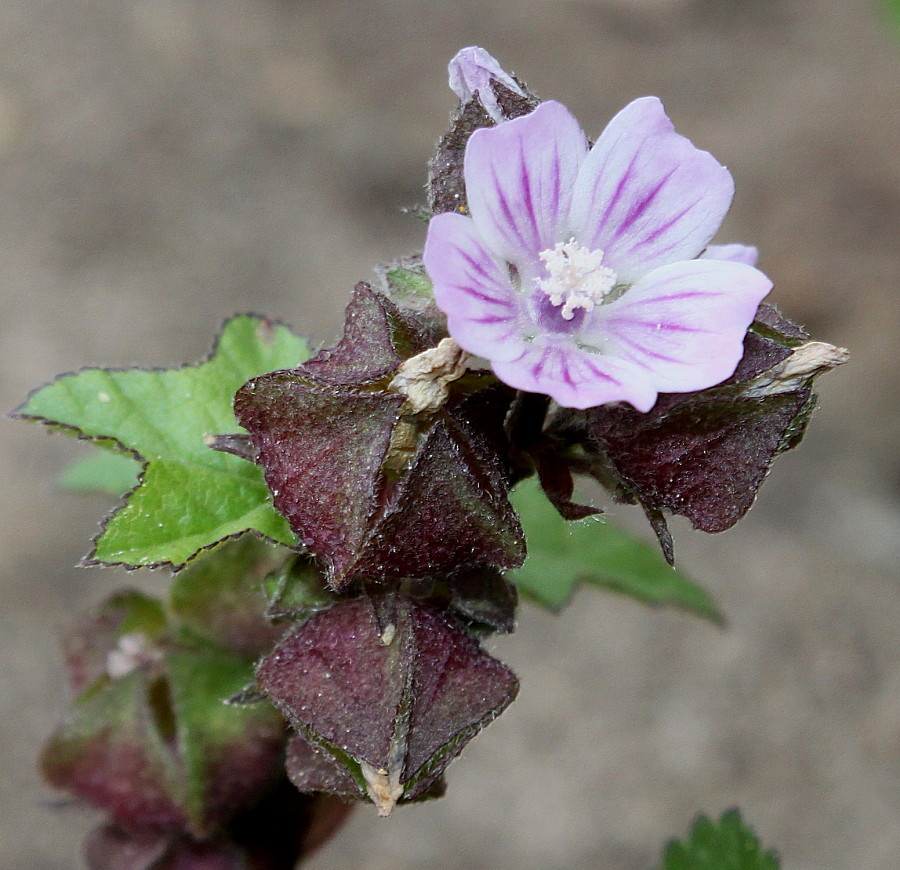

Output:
xmin=2 ymin=1 xmax=898 ymax=867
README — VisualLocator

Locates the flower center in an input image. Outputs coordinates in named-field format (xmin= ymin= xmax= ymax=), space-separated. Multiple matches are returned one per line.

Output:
xmin=537 ymin=239 xmax=617 ymax=321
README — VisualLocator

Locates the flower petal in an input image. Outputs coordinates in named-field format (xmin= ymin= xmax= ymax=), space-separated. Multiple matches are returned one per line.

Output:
xmin=424 ymin=212 xmax=527 ymax=362
xmin=585 ymin=258 xmax=773 ymax=394
xmin=465 ymin=101 xmax=588 ymax=266
xmin=491 ymin=339 xmax=658 ymax=411
xmin=570 ymin=97 xmax=734 ymax=282
xmin=702 ymin=243 xmax=759 ymax=266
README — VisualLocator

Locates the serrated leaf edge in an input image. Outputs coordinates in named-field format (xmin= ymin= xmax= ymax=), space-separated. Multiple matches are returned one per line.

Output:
xmin=13 ymin=314 xmax=307 ymax=571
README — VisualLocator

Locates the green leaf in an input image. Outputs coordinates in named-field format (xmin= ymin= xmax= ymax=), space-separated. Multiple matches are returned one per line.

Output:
xmin=59 ymin=450 xmax=141 ymax=496
xmin=384 ymin=264 xmax=433 ymax=302
xmin=165 ymin=645 xmax=285 ymax=834
xmin=167 ymin=537 xmax=286 ymax=658
xmin=885 ymin=0 xmax=900 ymax=31
xmin=508 ymin=478 xmax=722 ymax=622
xmin=261 ymin=554 xmax=336 ymax=621
xmin=661 ymin=808 xmax=780 ymax=870
xmin=378 ymin=256 xmax=435 ymax=310
xmin=16 ymin=316 xmax=310 ymax=568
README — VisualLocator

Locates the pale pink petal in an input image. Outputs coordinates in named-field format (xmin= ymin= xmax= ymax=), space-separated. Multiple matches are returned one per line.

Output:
xmin=701 ymin=243 xmax=759 ymax=266
xmin=424 ymin=211 xmax=527 ymax=363
xmin=465 ymin=101 xmax=588 ymax=266
xmin=448 ymin=46 xmax=525 ymax=123
xmin=584 ymin=259 xmax=772 ymax=394
xmin=570 ymin=97 xmax=734 ymax=283
xmin=492 ymin=339 xmax=658 ymax=411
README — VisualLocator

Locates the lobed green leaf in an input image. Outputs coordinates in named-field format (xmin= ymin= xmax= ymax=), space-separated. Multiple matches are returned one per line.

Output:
xmin=16 ymin=315 xmax=309 ymax=569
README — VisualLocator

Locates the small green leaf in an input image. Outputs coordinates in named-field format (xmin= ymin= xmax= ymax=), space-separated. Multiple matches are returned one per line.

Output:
xmin=59 ymin=451 xmax=141 ymax=496
xmin=16 ymin=316 xmax=310 ymax=568
xmin=509 ymin=478 xmax=722 ymax=621
xmin=662 ymin=808 xmax=780 ymax=870
xmin=262 ymin=555 xmax=336 ymax=621
xmin=378 ymin=256 xmax=435 ymax=309
xmin=385 ymin=265 xmax=433 ymax=302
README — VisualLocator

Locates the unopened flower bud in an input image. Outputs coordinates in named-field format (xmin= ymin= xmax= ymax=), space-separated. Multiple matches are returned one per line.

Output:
xmin=448 ymin=46 xmax=526 ymax=123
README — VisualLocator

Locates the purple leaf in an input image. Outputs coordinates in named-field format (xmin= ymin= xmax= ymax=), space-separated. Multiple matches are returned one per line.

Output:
xmin=41 ymin=671 xmax=189 ymax=830
xmin=540 ymin=303 xmax=840 ymax=550
xmin=352 ymin=417 xmax=525 ymax=581
xmin=726 ymin=303 xmax=808 ymax=383
xmin=586 ymin=390 xmax=814 ymax=534
xmin=531 ymin=446 xmax=601 ymax=521
xmin=428 ymin=98 xmax=494 ymax=216
xmin=61 ymin=591 xmax=166 ymax=695
xmin=727 ymin=330 xmax=793 ymax=385
xmin=302 ymin=283 xmax=431 ymax=384
xmin=234 ymin=373 xmax=405 ymax=587
xmin=43 ymin=645 xmax=286 ymax=838
xmin=752 ymin=301 xmax=811 ymax=343
xmin=234 ymin=295 xmax=524 ymax=590
xmin=256 ymin=597 xmax=518 ymax=814
xmin=286 ymin=734 xmax=365 ymax=799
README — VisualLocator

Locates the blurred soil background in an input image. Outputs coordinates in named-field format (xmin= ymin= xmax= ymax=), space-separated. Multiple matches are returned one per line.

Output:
xmin=2 ymin=0 xmax=898 ymax=867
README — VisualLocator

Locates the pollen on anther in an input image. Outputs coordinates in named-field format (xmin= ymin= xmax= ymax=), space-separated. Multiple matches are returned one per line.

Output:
xmin=537 ymin=239 xmax=617 ymax=320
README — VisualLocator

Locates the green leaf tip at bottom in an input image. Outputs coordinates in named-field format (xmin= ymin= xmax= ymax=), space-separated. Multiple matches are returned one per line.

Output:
xmin=508 ymin=478 xmax=722 ymax=623
xmin=662 ymin=808 xmax=780 ymax=870
xmin=15 ymin=315 xmax=310 ymax=569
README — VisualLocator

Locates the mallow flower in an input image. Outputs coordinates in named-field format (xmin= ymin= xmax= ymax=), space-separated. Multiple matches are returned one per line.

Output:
xmin=423 ymin=95 xmax=773 ymax=410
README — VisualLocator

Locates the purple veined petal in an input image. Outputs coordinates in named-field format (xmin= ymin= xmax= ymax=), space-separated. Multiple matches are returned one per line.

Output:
xmin=448 ymin=46 xmax=525 ymax=123
xmin=569 ymin=97 xmax=734 ymax=283
xmin=465 ymin=101 xmax=588 ymax=267
xmin=424 ymin=211 xmax=528 ymax=363
xmin=701 ymin=243 xmax=759 ymax=266
xmin=491 ymin=337 xmax=658 ymax=411
xmin=585 ymin=258 xmax=773 ymax=394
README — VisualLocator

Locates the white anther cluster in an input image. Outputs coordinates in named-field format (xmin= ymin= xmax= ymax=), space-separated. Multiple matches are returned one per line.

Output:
xmin=538 ymin=239 xmax=617 ymax=320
